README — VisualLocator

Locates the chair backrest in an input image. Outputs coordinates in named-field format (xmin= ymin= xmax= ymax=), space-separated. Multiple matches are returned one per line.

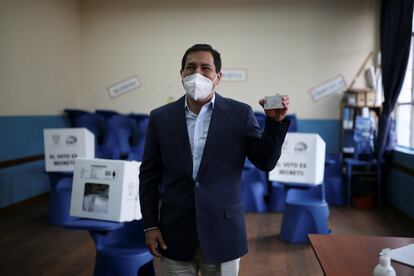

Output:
xmin=104 ymin=115 xmax=137 ymax=155
xmin=241 ymin=166 xmax=264 ymax=192
xmin=95 ymin=109 xmax=120 ymax=121
xmin=135 ymin=115 xmax=149 ymax=145
xmin=73 ymin=113 xmax=106 ymax=145
xmin=64 ymin=109 xmax=92 ymax=127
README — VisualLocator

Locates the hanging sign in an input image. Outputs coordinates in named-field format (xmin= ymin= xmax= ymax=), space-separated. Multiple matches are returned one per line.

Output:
xmin=309 ymin=75 xmax=347 ymax=102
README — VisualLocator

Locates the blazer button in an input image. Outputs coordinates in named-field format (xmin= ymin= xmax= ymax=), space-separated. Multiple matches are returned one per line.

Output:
xmin=195 ymin=181 xmax=200 ymax=187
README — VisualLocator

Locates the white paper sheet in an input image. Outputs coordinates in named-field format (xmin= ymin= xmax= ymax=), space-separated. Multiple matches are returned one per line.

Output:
xmin=389 ymin=243 xmax=414 ymax=267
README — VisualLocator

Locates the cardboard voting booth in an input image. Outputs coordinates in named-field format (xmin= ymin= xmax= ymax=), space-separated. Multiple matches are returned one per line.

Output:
xmin=44 ymin=128 xmax=94 ymax=172
xmin=269 ymin=133 xmax=326 ymax=185
xmin=70 ymin=158 xmax=142 ymax=222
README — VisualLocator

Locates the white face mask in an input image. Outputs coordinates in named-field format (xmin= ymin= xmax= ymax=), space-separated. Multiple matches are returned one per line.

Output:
xmin=182 ymin=73 xmax=215 ymax=101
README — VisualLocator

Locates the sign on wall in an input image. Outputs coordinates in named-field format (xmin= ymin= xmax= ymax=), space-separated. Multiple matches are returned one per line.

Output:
xmin=221 ymin=69 xmax=247 ymax=81
xmin=108 ymin=76 xmax=141 ymax=98
xmin=309 ymin=75 xmax=347 ymax=102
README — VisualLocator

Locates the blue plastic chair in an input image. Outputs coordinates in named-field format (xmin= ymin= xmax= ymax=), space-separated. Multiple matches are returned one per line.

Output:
xmin=72 ymin=113 xmax=106 ymax=147
xmin=129 ymin=113 xmax=149 ymax=161
xmin=324 ymin=153 xmax=345 ymax=205
xmin=95 ymin=109 xmax=120 ymax=122
xmin=47 ymin=172 xmax=74 ymax=225
xmin=64 ymin=219 xmax=154 ymax=276
xmin=102 ymin=115 xmax=138 ymax=160
xmin=241 ymin=165 xmax=267 ymax=212
xmin=279 ymin=185 xmax=330 ymax=243
xmin=268 ymin=181 xmax=286 ymax=212
xmin=64 ymin=109 xmax=92 ymax=126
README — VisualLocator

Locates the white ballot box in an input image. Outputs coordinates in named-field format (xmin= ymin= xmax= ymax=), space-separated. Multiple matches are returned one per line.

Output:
xmin=269 ymin=133 xmax=326 ymax=185
xmin=70 ymin=158 xmax=142 ymax=222
xmin=44 ymin=128 xmax=94 ymax=172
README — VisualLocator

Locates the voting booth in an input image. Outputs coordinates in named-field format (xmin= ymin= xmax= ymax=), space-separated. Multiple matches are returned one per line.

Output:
xmin=70 ymin=158 xmax=141 ymax=222
xmin=269 ymin=133 xmax=326 ymax=185
xmin=44 ymin=128 xmax=94 ymax=172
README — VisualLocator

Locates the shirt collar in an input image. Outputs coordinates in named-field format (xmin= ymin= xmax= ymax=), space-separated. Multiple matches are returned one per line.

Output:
xmin=184 ymin=92 xmax=216 ymax=112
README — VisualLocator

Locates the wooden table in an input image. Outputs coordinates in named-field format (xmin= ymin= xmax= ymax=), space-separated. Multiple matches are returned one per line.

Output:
xmin=309 ymin=234 xmax=414 ymax=276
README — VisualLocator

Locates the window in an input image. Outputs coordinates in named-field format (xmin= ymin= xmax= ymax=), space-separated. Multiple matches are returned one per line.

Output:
xmin=396 ymin=26 xmax=414 ymax=149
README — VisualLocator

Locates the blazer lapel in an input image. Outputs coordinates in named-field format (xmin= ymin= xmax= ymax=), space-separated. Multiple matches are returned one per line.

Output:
xmin=196 ymin=93 xmax=231 ymax=180
xmin=169 ymin=96 xmax=193 ymax=178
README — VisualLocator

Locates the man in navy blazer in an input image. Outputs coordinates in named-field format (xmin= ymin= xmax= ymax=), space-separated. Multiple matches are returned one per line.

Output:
xmin=139 ymin=44 xmax=290 ymax=275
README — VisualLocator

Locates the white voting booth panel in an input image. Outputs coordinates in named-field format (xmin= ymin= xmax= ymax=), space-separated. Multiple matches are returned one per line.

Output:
xmin=70 ymin=158 xmax=142 ymax=222
xmin=269 ymin=133 xmax=326 ymax=185
xmin=44 ymin=128 xmax=94 ymax=172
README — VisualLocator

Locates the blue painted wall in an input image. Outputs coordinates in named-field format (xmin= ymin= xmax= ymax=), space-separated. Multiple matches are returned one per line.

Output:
xmin=297 ymin=119 xmax=340 ymax=154
xmin=0 ymin=115 xmax=69 ymax=208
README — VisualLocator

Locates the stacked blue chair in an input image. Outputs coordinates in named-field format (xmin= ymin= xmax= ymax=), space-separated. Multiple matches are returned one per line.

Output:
xmin=95 ymin=109 xmax=120 ymax=122
xmin=47 ymin=172 xmax=74 ymax=225
xmin=103 ymin=115 xmax=138 ymax=160
xmin=64 ymin=219 xmax=154 ymax=276
xmin=324 ymin=153 xmax=345 ymax=205
xmin=130 ymin=113 xmax=149 ymax=161
xmin=64 ymin=109 xmax=92 ymax=126
xmin=72 ymin=113 xmax=109 ymax=158
xmin=72 ymin=113 xmax=105 ymax=143
xmin=241 ymin=165 xmax=267 ymax=212
xmin=279 ymin=184 xmax=330 ymax=243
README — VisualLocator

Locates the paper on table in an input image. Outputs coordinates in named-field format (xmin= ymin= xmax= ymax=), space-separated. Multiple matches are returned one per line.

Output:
xmin=388 ymin=243 xmax=414 ymax=267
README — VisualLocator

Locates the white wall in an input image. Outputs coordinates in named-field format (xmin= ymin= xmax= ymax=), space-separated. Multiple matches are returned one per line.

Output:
xmin=0 ymin=0 xmax=80 ymax=116
xmin=80 ymin=0 xmax=379 ymax=119
xmin=0 ymin=0 xmax=378 ymax=119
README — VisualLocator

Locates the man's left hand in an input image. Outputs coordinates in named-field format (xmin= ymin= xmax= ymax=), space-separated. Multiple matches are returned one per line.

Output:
xmin=259 ymin=95 xmax=289 ymax=122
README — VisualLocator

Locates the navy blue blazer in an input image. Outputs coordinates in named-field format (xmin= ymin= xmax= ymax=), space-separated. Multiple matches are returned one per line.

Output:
xmin=139 ymin=93 xmax=289 ymax=264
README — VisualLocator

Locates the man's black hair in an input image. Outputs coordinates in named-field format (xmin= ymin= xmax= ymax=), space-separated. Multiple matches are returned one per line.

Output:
xmin=181 ymin=44 xmax=222 ymax=73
